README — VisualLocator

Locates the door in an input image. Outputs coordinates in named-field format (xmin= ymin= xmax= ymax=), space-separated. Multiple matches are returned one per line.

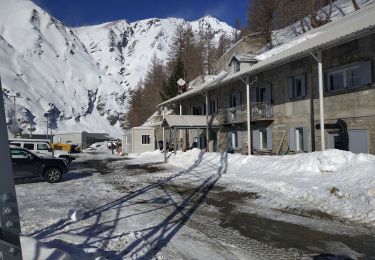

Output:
xmin=10 ymin=149 xmax=40 ymax=178
xmin=348 ymin=130 xmax=369 ymax=154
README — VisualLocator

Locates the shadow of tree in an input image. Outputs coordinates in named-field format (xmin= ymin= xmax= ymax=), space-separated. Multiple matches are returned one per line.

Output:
xmin=28 ymin=151 xmax=228 ymax=259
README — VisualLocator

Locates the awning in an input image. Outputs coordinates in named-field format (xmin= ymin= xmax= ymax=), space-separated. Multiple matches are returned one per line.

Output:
xmin=161 ymin=115 xmax=219 ymax=128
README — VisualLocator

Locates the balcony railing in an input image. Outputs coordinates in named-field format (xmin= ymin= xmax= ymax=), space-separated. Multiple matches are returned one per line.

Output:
xmin=217 ymin=103 xmax=273 ymax=124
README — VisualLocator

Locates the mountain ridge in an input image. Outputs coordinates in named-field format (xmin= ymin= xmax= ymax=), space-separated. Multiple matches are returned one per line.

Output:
xmin=0 ymin=0 xmax=234 ymax=137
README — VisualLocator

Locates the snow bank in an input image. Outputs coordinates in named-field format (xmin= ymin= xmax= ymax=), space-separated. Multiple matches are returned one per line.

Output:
xmin=138 ymin=149 xmax=375 ymax=225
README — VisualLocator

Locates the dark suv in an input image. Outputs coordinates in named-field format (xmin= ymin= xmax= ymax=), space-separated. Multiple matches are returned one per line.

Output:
xmin=10 ymin=146 xmax=68 ymax=183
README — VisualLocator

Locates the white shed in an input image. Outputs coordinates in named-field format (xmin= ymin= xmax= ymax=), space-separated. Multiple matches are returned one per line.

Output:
xmin=123 ymin=127 xmax=155 ymax=154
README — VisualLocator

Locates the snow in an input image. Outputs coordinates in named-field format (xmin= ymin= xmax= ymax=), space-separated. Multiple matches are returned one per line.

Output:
xmin=255 ymin=0 xmax=374 ymax=60
xmin=21 ymin=236 xmax=72 ymax=260
xmin=0 ymin=0 xmax=233 ymax=137
xmin=133 ymin=149 xmax=375 ymax=225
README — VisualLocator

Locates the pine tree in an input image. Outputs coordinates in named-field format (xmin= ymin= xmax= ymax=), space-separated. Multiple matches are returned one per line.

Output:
xmin=160 ymin=57 xmax=185 ymax=102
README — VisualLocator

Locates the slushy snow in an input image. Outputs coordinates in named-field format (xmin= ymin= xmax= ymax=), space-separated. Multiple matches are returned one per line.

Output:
xmin=131 ymin=149 xmax=375 ymax=225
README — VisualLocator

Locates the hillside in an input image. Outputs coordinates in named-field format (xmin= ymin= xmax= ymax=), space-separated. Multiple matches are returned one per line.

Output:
xmin=0 ymin=0 xmax=233 ymax=137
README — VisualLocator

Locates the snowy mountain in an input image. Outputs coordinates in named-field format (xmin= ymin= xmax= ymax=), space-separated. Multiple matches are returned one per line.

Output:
xmin=0 ymin=0 xmax=233 ymax=137
xmin=75 ymin=16 xmax=233 ymax=90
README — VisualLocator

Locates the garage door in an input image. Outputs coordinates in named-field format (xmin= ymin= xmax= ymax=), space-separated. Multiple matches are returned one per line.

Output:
xmin=348 ymin=130 xmax=369 ymax=154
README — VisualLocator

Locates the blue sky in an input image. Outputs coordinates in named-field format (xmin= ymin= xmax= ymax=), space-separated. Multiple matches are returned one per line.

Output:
xmin=31 ymin=0 xmax=249 ymax=28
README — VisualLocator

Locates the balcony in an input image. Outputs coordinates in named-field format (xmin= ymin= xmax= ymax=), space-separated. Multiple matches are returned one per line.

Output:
xmin=217 ymin=103 xmax=273 ymax=124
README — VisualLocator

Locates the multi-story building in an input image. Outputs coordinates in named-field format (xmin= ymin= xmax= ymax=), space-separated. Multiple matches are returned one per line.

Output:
xmin=154 ymin=5 xmax=375 ymax=155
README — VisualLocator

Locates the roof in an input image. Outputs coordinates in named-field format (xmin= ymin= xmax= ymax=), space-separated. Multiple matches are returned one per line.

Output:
xmin=162 ymin=115 xmax=219 ymax=128
xmin=228 ymin=53 xmax=258 ymax=66
xmin=158 ymin=4 xmax=375 ymax=106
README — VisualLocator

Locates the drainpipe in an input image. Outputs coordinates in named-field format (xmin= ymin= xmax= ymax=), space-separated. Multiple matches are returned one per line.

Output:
xmin=179 ymin=103 xmax=182 ymax=151
xmin=246 ymin=75 xmax=252 ymax=155
xmin=238 ymin=75 xmax=253 ymax=155
xmin=162 ymin=107 xmax=167 ymax=162
xmin=311 ymin=51 xmax=326 ymax=151
xmin=205 ymin=92 xmax=210 ymax=152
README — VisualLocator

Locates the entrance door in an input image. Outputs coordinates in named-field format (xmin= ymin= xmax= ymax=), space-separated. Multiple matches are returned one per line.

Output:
xmin=348 ymin=130 xmax=369 ymax=154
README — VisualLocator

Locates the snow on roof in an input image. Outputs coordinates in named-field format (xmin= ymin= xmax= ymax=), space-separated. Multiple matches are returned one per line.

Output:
xmin=228 ymin=53 xmax=258 ymax=66
xmin=159 ymin=3 xmax=375 ymax=106
xmin=163 ymin=115 xmax=219 ymax=128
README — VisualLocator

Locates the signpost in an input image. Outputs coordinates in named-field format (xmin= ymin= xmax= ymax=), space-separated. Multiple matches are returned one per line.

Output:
xmin=0 ymin=77 xmax=23 ymax=260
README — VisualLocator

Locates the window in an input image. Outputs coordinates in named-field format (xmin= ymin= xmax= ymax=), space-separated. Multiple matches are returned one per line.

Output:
xmin=192 ymin=104 xmax=204 ymax=115
xmin=259 ymin=129 xmax=267 ymax=149
xmin=11 ymin=149 xmax=30 ymax=159
xmin=326 ymin=61 xmax=372 ymax=92
xmin=24 ymin=143 xmax=34 ymax=150
xmin=348 ymin=130 xmax=369 ymax=154
xmin=209 ymin=99 xmax=217 ymax=114
xmin=228 ymin=91 xmax=241 ymax=108
xmin=288 ymin=74 xmax=306 ymax=100
xmin=295 ymin=128 xmax=304 ymax=152
xmin=228 ymin=131 xmax=241 ymax=149
xmin=141 ymin=135 xmax=151 ymax=145
xmin=252 ymin=128 xmax=272 ymax=151
xmin=251 ymin=85 xmax=272 ymax=103
xmin=258 ymin=88 xmax=266 ymax=103
xmin=37 ymin=143 xmax=50 ymax=151
xmin=289 ymin=127 xmax=307 ymax=152
xmin=10 ymin=142 xmax=21 ymax=147
xmin=233 ymin=61 xmax=240 ymax=73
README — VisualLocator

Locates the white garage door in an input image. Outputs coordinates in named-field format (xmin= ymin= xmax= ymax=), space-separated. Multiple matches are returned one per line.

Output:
xmin=348 ymin=130 xmax=369 ymax=154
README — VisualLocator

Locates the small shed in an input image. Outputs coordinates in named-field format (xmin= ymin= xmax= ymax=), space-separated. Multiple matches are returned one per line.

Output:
xmin=123 ymin=127 xmax=155 ymax=154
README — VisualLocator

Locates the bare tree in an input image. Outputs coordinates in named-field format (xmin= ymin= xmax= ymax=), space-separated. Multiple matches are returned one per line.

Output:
xmin=352 ymin=0 xmax=360 ymax=10
xmin=247 ymin=0 xmax=279 ymax=48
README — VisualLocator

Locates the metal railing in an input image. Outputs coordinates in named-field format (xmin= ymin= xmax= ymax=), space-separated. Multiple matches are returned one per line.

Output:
xmin=217 ymin=103 xmax=273 ymax=124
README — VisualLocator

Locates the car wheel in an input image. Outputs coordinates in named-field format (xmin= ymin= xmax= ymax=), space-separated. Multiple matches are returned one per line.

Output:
xmin=44 ymin=168 xmax=62 ymax=183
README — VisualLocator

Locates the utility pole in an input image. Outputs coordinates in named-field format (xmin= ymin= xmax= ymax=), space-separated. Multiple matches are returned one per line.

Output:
xmin=0 ymin=77 xmax=23 ymax=260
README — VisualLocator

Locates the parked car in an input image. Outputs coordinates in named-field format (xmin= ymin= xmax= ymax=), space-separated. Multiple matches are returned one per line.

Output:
xmin=10 ymin=146 xmax=68 ymax=183
xmin=9 ymin=139 xmax=76 ymax=163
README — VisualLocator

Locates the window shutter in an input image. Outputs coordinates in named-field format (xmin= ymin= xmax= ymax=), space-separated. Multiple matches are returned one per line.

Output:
xmin=301 ymin=74 xmax=307 ymax=97
xmin=360 ymin=61 xmax=372 ymax=85
xmin=302 ymin=127 xmax=308 ymax=152
xmin=238 ymin=131 xmax=242 ymax=149
xmin=324 ymin=73 xmax=329 ymax=92
xmin=289 ymin=128 xmax=296 ymax=151
xmin=251 ymin=88 xmax=257 ymax=102
xmin=265 ymin=84 xmax=272 ymax=103
xmin=227 ymin=132 xmax=232 ymax=148
xmin=252 ymin=130 xmax=260 ymax=150
xmin=288 ymin=77 xmax=293 ymax=100
xmin=266 ymin=127 xmax=273 ymax=151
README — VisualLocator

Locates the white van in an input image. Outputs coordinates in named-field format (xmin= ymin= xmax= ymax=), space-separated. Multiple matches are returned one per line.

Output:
xmin=9 ymin=139 xmax=75 ymax=163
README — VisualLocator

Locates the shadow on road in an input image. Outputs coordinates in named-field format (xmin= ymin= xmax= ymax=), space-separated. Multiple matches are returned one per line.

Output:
xmin=28 ymin=151 xmax=228 ymax=259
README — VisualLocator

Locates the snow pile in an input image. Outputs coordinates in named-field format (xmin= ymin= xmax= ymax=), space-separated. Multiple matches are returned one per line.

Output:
xmin=139 ymin=149 xmax=375 ymax=225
